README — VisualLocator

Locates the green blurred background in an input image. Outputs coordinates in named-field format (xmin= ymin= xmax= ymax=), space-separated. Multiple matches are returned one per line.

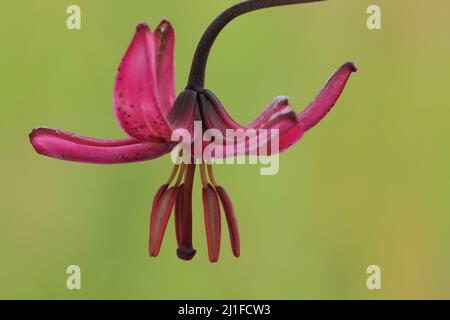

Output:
xmin=1 ymin=0 xmax=450 ymax=299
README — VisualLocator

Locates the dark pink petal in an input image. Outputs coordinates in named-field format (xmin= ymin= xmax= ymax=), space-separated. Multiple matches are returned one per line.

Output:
xmin=199 ymin=91 xmax=242 ymax=133
xmin=198 ymin=61 xmax=356 ymax=157
xmin=199 ymin=93 xmax=304 ymax=158
xmin=201 ymin=91 xmax=298 ymax=133
xmin=175 ymin=165 xmax=197 ymax=260
xmin=149 ymin=186 xmax=179 ymax=257
xmin=114 ymin=23 xmax=172 ymax=141
xmin=202 ymin=184 xmax=221 ymax=263
xmin=29 ymin=127 xmax=173 ymax=164
xmin=261 ymin=112 xmax=305 ymax=154
xmin=247 ymin=96 xmax=293 ymax=129
xmin=167 ymin=89 xmax=200 ymax=136
xmin=154 ymin=19 xmax=176 ymax=114
xmin=298 ymin=62 xmax=357 ymax=131
xmin=215 ymin=186 xmax=240 ymax=258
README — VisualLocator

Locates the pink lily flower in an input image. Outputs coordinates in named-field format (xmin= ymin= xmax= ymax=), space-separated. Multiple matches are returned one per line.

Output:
xmin=30 ymin=0 xmax=356 ymax=262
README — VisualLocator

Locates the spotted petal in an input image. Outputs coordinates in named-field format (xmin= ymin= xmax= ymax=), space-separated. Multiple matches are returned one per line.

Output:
xmin=298 ymin=62 xmax=357 ymax=131
xmin=154 ymin=19 xmax=177 ymax=114
xmin=114 ymin=23 xmax=173 ymax=141
xmin=30 ymin=127 xmax=173 ymax=164
xmin=199 ymin=93 xmax=304 ymax=159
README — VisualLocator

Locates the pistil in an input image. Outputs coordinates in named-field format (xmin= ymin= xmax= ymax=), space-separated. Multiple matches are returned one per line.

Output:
xmin=175 ymin=163 xmax=197 ymax=260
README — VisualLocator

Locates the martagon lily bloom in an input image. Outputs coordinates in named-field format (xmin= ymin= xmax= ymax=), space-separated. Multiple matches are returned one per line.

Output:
xmin=29 ymin=0 xmax=356 ymax=262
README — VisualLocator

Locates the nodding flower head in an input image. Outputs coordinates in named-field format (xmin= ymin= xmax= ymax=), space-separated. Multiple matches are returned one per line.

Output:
xmin=29 ymin=0 xmax=357 ymax=263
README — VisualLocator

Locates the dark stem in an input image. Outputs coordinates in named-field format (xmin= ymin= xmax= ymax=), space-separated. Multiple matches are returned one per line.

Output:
xmin=187 ymin=0 xmax=326 ymax=89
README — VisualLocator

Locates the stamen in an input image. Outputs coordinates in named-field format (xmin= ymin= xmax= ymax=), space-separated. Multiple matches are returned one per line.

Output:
xmin=176 ymin=163 xmax=197 ymax=261
xmin=207 ymin=165 xmax=240 ymax=258
xmin=165 ymin=164 xmax=179 ymax=185
xmin=200 ymin=163 xmax=208 ymax=188
xmin=165 ymin=149 xmax=184 ymax=185
xmin=202 ymin=184 xmax=222 ymax=263
xmin=175 ymin=164 xmax=186 ymax=186
xmin=207 ymin=164 xmax=218 ymax=187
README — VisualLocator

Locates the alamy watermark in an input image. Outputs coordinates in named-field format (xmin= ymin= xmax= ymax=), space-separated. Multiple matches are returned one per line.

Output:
xmin=366 ymin=265 xmax=381 ymax=290
xmin=66 ymin=265 xmax=81 ymax=290
xmin=66 ymin=5 xmax=81 ymax=30
xmin=170 ymin=121 xmax=280 ymax=176
xmin=367 ymin=5 xmax=381 ymax=30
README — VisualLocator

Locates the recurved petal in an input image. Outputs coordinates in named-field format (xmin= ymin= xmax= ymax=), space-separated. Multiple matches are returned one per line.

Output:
xmin=215 ymin=186 xmax=240 ymax=258
xmin=247 ymin=96 xmax=293 ymax=129
xmin=201 ymin=97 xmax=304 ymax=159
xmin=114 ymin=23 xmax=172 ymax=141
xmin=201 ymin=92 xmax=297 ymax=132
xmin=298 ymin=62 xmax=357 ymax=131
xmin=202 ymin=184 xmax=221 ymax=263
xmin=199 ymin=61 xmax=356 ymax=160
xmin=261 ymin=112 xmax=305 ymax=154
xmin=154 ymin=19 xmax=176 ymax=114
xmin=149 ymin=186 xmax=179 ymax=257
xmin=29 ymin=127 xmax=173 ymax=164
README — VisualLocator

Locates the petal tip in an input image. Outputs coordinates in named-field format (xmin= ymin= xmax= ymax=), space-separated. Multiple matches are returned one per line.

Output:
xmin=136 ymin=22 xmax=151 ymax=32
xmin=29 ymin=126 xmax=47 ymax=138
xmin=157 ymin=18 xmax=173 ymax=32
xmin=29 ymin=127 xmax=48 ymax=154
xmin=344 ymin=61 xmax=358 ymax=73
xmin=274 ymin=96 xmax=289 ymax=106
xmin=29 ymin=128 xmax=38 ymax=140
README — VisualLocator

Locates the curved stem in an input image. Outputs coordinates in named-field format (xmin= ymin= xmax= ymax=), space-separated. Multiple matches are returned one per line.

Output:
xmin=187 ymin=0 xmax=326 ymax=89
